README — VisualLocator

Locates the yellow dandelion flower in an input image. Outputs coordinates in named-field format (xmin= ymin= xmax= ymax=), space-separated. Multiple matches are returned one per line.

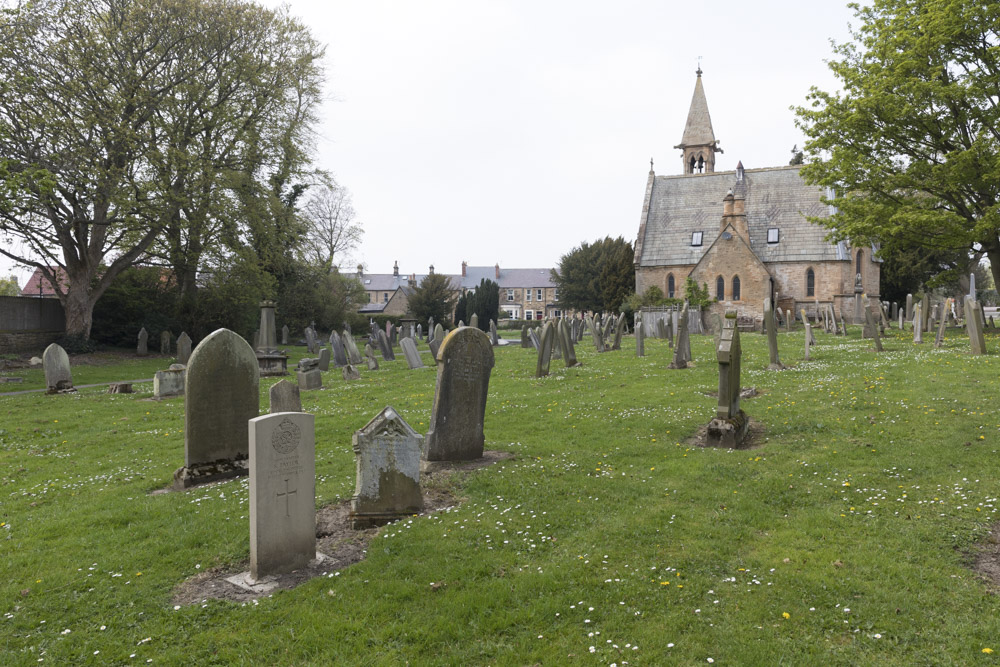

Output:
xmin=782 ymin=612 xmax=790 ymax=619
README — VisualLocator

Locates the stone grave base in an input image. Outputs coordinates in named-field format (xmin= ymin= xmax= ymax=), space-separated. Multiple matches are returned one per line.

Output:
xmin=224 ymin=553 xmax=327 ymax=595
xmin=172 ymin=457 xmax=249 ymax=491
xmin=46 ymin=383 xmax=77 ymax=394
xmin=256 ymin=353 xmax=289 ymax=377
xmin=348 ymin=510 xmax=418 ymax=530
xmin=704 ymin=410 xmax=750 ymax=449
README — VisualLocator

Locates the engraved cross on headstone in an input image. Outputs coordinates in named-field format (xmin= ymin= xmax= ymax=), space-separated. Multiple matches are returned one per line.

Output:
xmin=276 ymin=478 xmax=297 ymax=517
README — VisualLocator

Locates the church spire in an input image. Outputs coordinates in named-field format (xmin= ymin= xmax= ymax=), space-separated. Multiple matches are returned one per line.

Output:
xmin=674 ymin=67 xmax=723 ymax=174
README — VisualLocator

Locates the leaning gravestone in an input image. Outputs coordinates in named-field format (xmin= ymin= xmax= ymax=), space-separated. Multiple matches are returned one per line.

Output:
xmin=364 ymin=343 xmax=379 ymax=371
xmin=153 ymin=367 xmax=185 ymax=399
xmin=934 ymin=299 xmax=950 ymax=348
xmin=343 ymin=331 xmax=363 ymax=365
xmin=521 ymin=325 xmax=531 ymax=349
xmin=558 ymin=319 xmax=581 ymax=368
xmin=329 ymin=331 xmax=347 ymax=367
xmin=351 ymin=406 xmax=423 ymax=528
xmin=317 ymin=347 xmax=331 ymax=372
xmin=269 ymin=379 xmax=302 ymax=414
xmin=42 ymin=343 xmax=75 ymax=394
xmin=160 ymin=330 xmax=172 ymax=355
xmin=424 ymin=327 xmax=494 ymax=463
xmin=528 ymin=328 xmax=540 ymax=351
xmin=342 ymin=364 xmax=361 ymax=381
xmin=137 ymin=327 xmax=148 ymax=356
xmin=965 ymin=297 xmax=986 ymax=355
xmin=588 ymin=315 xmax=605 ymax=353
xmin=864 ymin=304 xmax=883 ymax=352
xmin=611 ymin=312 xmax=625 ymax=351
xmin=176 ymin=332 xmax=192 ymax=365
xmin=174 ymin=329 xmax=259 ymax=490
xmin=489 ymin=319 xmax=498 ymax=346
xmin=377 ymin=330 xmax=395 ymax=361
xmin=248 ymin=412 xmax=316 ymax=580
xmin=635 ymin=321 xmax=645 ymax=357
xmin=764 ymin=298 xmax=783 ymax=370
xmin=536 ymin=321 xmax=555 ymax=377
xmin=800 ymin=309 xmax=816 ymax=346
xmin=705 ymin=310 xmax=749 ymax=448
xmin=401 ymin=337 xmax=424 ymax=369
xmin=668 ymin=305 xmax=690 ymax=369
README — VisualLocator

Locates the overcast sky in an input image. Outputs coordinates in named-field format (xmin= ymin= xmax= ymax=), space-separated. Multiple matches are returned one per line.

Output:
xmin=1 ymin=0 xmax=858 ymax=285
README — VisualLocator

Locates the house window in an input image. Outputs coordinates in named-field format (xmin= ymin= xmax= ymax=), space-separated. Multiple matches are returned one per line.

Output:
xmin=553 ymin=310 xmax=561 ymax=318
xmin=667 ymin=274 xmax=675 ymax=298
xmin=732 ymin=276 xmax=741 ymax=301
xmin=526 ymin=289 xmax=532 ymax=302
xmin=383 ymin=292 xmax=389 ymax=303
xmin=767 ymin=228 xmax=779 ymax=244
xmin=691 ymin=231 xmax=703 ymax=247
xmin=716 ymin=276 xmax=725 ymax=300
xmin=536 ymin=312 xmax=543 ymax=320
xmin=806 ymin=268 xmax=815 ymax=297
xmin=537 ymin=289 xmax=543 ymax=301
xmin=856 ymin=249 xmax=864 ymax=286
xmin=506 ymin=289 xmax=514 ymax=302
xmin=525 ymin=310 xmax=533 ymax=320
xmin=554 ymin=288 xmax=559 ymax=300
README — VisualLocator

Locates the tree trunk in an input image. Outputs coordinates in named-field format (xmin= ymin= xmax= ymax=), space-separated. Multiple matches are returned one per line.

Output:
xmin=62 ymin=282 xmax=95 ymax=339
xmin=987 ymin=246 xmax=1000 ymax=298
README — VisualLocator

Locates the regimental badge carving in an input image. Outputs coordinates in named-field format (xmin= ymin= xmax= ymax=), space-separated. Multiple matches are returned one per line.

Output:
xmin=271 ymin=417 xmax=301 ymax=454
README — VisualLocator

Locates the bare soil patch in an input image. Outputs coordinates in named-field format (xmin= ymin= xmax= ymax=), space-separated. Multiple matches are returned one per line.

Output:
xmin=684 ymin=417 xmax=767 ymax=450
xmin=171 ymin=450 xmax=514 ymax=605
xmin=972 ymin=524 xmax=1000 ymax=592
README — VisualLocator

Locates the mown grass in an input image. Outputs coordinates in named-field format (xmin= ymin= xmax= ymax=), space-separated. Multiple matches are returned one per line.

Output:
xmin=3 ymin=324 xmax=1000 ymax=665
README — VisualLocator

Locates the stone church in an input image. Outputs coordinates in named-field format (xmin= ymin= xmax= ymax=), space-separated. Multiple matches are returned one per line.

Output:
xmin=633 ymin=69 xmax=880 ymax=322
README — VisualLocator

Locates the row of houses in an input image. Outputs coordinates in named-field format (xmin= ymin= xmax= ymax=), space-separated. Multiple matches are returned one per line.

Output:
xmin=357 ymin=261 xmax=563 ymax=321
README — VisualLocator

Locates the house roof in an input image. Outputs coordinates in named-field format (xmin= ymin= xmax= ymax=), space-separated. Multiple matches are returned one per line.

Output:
xmin=357 ymin=266 xmax=556 ymax=291
xmin=22 ymin=266 xmax=69 ymax=297
xmin=635 ymin=165 xmax=842 ymax=267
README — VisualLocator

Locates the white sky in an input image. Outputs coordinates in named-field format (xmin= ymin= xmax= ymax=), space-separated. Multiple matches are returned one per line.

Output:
xmin=1 ymin=0 xmax=857 ymax=286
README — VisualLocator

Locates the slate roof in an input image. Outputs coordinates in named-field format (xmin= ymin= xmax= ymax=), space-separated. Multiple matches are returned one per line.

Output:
xmin=635 ymin=165 xmax=840 ymax=267
xmin=358 ymin=267 xmax=556 ymax=291
xmin=677 ymin=72 xmax=716 ymax=148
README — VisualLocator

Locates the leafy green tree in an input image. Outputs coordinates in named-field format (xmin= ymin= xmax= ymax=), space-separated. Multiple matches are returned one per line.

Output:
xmin=467 ymin=278 xmax=499 ymax=330
xmin=455 ymin=291 xmax=470 ymax=324
xmin=683 ymin=277 xmax=714 ymax=309
xmin=551 ymin=236 xmax=635 ymax=313
xmin=0 ymin=275 xmax=19 ymax=296
xmin=407 ymin=273 xmax=458 ymax=327
xmin=794 ymin=0 xmax=1000 ymax=288
xmin=0 ymin=0 xmax=324 ymax=338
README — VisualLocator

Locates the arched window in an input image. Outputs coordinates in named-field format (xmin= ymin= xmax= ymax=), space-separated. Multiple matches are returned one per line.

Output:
xmin=689 ymin=155 xmax=696 ymax=173
xmin=716 ymin=276 xmax=725 ymax=300
xmin=856 ymin=249 xmax=864 ymax=285
xmin=667 ymin=274 xmax=675 ymax=299
xmin=697 ymin=155 xmax=705 ymax=172
xmin=732 ymin=276 xmax=741 ymax=301
xmin=806 ymin=268 xmax=815 ymax=297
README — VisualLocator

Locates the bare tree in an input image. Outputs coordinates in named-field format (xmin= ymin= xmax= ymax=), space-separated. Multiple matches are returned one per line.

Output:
xmin=299 ymin=177 xmax=363 ymax=272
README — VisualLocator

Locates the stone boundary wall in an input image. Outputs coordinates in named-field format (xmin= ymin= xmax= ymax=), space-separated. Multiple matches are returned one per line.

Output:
xmin=0 ymin=296 xmax=65 ymax=353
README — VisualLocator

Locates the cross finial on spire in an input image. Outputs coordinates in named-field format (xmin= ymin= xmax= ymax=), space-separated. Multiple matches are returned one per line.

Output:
xmin=650 ymin=157 xmax=654 ymax=171
xmin=696 ymin=56 xmax=702 ymax=77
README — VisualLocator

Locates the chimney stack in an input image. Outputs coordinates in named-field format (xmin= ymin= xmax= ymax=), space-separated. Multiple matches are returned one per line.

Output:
xmin=356 ymin=263 xmax=364 ymax=280
xmin=393 ymin=261 xmax=399 ymax=277
xmin=429 ymin=264 xmax=435 ymax=275
xmin=495 ymin=263 xmax=500 ymax=280
xmin=461 ymin=261 xmax=467 ymax=277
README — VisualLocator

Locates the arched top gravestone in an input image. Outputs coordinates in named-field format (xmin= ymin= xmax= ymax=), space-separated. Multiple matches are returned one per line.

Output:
xmin=43 ymin=343 xmax=74 ymax=393
xmin=424 ymin=326 xmax=494 ymax=462
xmin=180 ymin=328 xmax=259 ymax=483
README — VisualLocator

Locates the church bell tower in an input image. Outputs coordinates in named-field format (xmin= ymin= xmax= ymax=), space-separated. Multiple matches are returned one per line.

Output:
xmin=674 ymin=67 xmax=723 ymax=174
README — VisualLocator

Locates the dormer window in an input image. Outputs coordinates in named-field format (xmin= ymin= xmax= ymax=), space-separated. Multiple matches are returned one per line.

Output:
xmin=691 ymin=231 xmax=703 ymax=246
xmin=767 ymin=228 xmax=779 ymax=244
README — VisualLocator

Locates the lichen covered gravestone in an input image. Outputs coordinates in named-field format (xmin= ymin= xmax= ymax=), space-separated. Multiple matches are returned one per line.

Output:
xmin=269 ymin=379 xmax=302 ymax=414
xmin=401 ymin=337 xmax=424 ymax=369
xmin=364 ymin=343 xmax=379 ymax=371
xmin=668 ymin=305 xmax=691 ymax=369
xmin=248 ymin=412 xmax=316 ymax=580
xmin=174 ymin=328 xmax=259 ymax=489
xmin=350 ymin=406 xmax=423 ymax=528
xmin=42 ymin=343 xmax=75 ymax=394
xmin=342 ymin=364 xmax=361 ymax=381
xmin=317 ymin=347 xmax=331 ymax=372
xmin=343 ymin=331 xmax=363 ymax=365
xmin=424 ymin=327 xmax=494 ymax=463
xmin=705 ymin=311 xmax=749 ymax=448
xmin=176 ymin=332 xmax=192 ymax=365
xmin=558 ymin=319 xmax=581 ymax=368
xmin=137 ymin=327 xmax=148 ymax=356
xmin=635 ymin=320 xmax=645 ymax=357
xmin=764 ymin=298 xmax=783 ymax=370
xmin=153 ymin=367 xmax=185 ymax=399
xmin=160 ymin=330 xmax=171 ymax=355
xmin=965 ymin=297 xmax=986 ymax=355
xmin=536 ymin=321 xmax=554 ymax=378
xmin=297 ymin=358 xmax=323 ymax=390
xmin=329 ymin=331 xmax=347 ymax=367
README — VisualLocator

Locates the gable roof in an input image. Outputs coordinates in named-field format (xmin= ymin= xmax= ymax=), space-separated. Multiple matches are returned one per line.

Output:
xmin=635 ymin=165 xmax=840 ymax=267
xmin=22 ymin=266 xmax=69 ymax=297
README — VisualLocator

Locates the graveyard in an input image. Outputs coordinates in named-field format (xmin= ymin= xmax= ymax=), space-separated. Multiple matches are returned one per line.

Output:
xmin=4 ymin=321 xmax=1000 ymax=664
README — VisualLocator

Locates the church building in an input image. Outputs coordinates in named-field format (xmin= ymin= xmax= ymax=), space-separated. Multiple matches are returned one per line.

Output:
xmin=633 ymin=69 xmax=880 ymax=322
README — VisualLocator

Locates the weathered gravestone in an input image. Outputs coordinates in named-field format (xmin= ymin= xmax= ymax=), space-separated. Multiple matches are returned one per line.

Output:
xmin=317 ymin=347 xmax=331 ymax=372
xmin=424 ymin=327 xmax=494 ymax=463
xmin=342 ymin=364 xmax=361 ymax=381
xmin=705 ymin=311 xmax=749 ymax=448
xmin=864 ymin=303 xmax=883 ymax=352
xmin=42 ymin=343 xmax=75 ymax=394
xmin=269 ymin=379 xmax=302 ymax=414
xmin=521 ymin=324 xmax=531 ymax=349
xmin=934 ymin=299 xmax=950 ymax=348
xmin=153 ymin=367 xmax=185 ymax=399
xmin=764 ymin=298 xmax=783 ymax=370
xmin=656 ymin=317 xmax=668 ymax=340
xmin=160 ymin=330 xmax=172 ymax=355
xmin=913 ymin=305 xmax=923 ymax=344
xmin=635 ymin=321 xmax=645 ymax=357
xmin=137 ymin=328 xmax=148 ymax=356
xmin=281 ymin=325 xmax=289 ymax=346
xmin=803 ymin=323 xmax=812 ymax=360
xmin=304 ymin=327 xmax=318 ymax=354
xmin=921 ymin=294 xmax=930 ymax=332
xmin=176 ymin=332 xmax=192 ymax=365
xmin=430 ymin=324 xmax=445 ymax=359
xmin=800 ymin=309 xmax=816 ymax=346
xmin=536 ymin=321 xmax=555 ymax=377
xmin=248 ymin=412 xmax=316 ymax=580
xmin=489 ymin=319 xmax=498 ymax=346
xmin=611 ymin=312 xmax=625 ymax=351
xmin=350 ymin=406 xmax=423 ymax=528
xmin=329 ymin=331 xmax=347 ymax=367
xmin=588 ymin=315 xmax=605 ymax=353
xmin=558 ymin=319 xmax=581 ymax=368
xmin=377 ymin=330 xmax=395 ymax=361
xmin=416 ymin=324 xmax=423 ymax=341
xmin=364 ymin=343 xmax=379 ymax=371
xmin=470 ymin=313 xmax=479 ymax=330
xmin=526 ymin=327 xmax=539 ymax=351
xmin=174 ymin=329 xmax=259 ymax=489
xmin=297 ymin=358 xmax=323 ymax=390
xmin=965 ymin=297 xmax=986 ymax=355
xmin=905 ymin=293 xmax=913 ymax=321
xmin=668 ymin=305 xmax=691 ymax=369
xmin=785 ymin=309 xmax=792 ymax=333
xmin=401 ymin=337 xmax=424 ymax=369
xmin=343 ymin=331 xmax=363 ymax=365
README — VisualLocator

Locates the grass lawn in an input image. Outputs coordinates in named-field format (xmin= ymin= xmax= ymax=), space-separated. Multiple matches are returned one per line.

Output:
xmin=3 ymin=324 xmax=1000 ymax=665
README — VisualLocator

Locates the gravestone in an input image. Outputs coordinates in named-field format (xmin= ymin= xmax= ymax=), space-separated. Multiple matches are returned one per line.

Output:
xmin=558 ymin=319 xmax=581 ymax=368
xmin=764 ymin=298 xmax=783 ymax=370
xmin=550 ymin=323 xmax=562 ymax=360
xmin=42 ymin=343 xmax=75 ymax=393
xmin=864 ymin=304 xmax=883 ymax=352
xmin=921 ymin=294 xmax=930 ymax=332
xmin=401 ymin=337 xmax=424 ymax=369
xmin=137 ymin=328 xmax=148 ymax=356
xmin=803 ymin=323 xmax=812 ymax=360
xmin=153 ymin=367 xmax=185 ymax=399
xmin=970 ymin=272 xmax=977 ymax=300
xmin=281 ymin=325 xmax=289 ymax=346
xmin=269 ymin=379 xmax=302 ymax=413
xmin=351 ymin=406 xmax=423 ymax=528
xmin=416 ymin=324 xmax=423 ymax=341
xmin=905 ymin=293 xmax=913 ymax=321
xmin=377 ymin=330 xmax=395 ymax=361
xmin=424 ymin=327 xmax=494 ymax=462
xmin=713 ymin=312 xmax=724 ymax=350
xmin=611 ymin=312 xmax=625 ymax=351
xmin=160 ymin=330 xmax=172 ymax=355
xmin=785 ymin=309 xmax=792 ymax=332
xmin=588 ymin=315 xmax=605 ymax=352
xmin=317 ymin=347 xmax=331 ymax=372
xmin=656 ymin=317 xmax=668 ymax=340
xmin=304 ymin=327 xmax=318 ymax=354
xmin=364 ymin=343 xmax=379 ymax=371
xmin=385 ymin=321 xmax=393 ymax=344
xmin=297 ymin=367 xmax=322 ymax=390
xmin=861 ymin=295 xmax=875 ymax=339
xmin=965 ymin=297 xmax=986 ymax=355
xmin=342 ymin=364 xmax=361 ymax=381
xmin=174 ymin=329 xmax=259 ymax=489
xmin=489 ymin=319 xmax=498 ymax=346
xmin=343 ymin=331 xmax=363 ymax=364
xmin=329 ymin=331 xmax=347 ymax=367
xmin=248 ymin=412 xmax=316 ymax=580
xmin=913 ymin=305 xmax=923 ymax=344
xmin=705 ymin=311 xmax=749 ymax=447
xmin=635 ymin=321 xmax=645 ymax=357
xmin=528 ymin=328 xmax=541 ymax=351
xmin=934 ymin=299 xmax=950 ymax=348
xmin=668 ymin=305 xmax=690 ymax=369
xmin=800 ymin=309 xmax=816 ymax=345
xmin=470 ymin=313 xmax=479 ymax=330
xmin=521 ymin=324 xmax=531 ymax=348
xmin=176 ymin=332 xmax=192 ymax=365
xmin=255 ymin=301 xmax=288 ymax=376
xmin=898 ymin=309 xmax=904 ymax=330
xmin=891 ymin=302 xmax=898 ymax=321
xmin=536 ymin=321 xmax=555 ymax=377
